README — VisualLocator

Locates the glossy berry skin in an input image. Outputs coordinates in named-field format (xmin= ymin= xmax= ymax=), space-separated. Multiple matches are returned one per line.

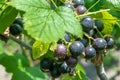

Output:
xmin=9 ymin=24 xmax=22 ymax=36
xmin=13 ymin=18 xmax=23 ymax=27
xmin=95 ymin=20 xmax=104 ymax=31
xmin=64 ymin=33 xmax=71 ymax=42
xmin=81 ymin=16 xmax=94 ymax=32
xmin=40 ymin=58 xmax=53 ymax=72
xmin=85 ymin=46 xmax=96 ymax=59
xmin=93 ymin=38 xmax=107 ymax=51
xmin=69 ymin=41 xmax=85 ymax=56
xmin=55 ymin=44 xmax=67 ymax=59
xmin=72 ymin=0 xmax=84 ymax=7
xmin=50 ymin=66 xmax=61 ymax=78
xmin=66 ymin=56 xmax=78 ymax=67
xmin=76 ymin=36 xmax=88 ymax=47
xmin=59 ymin=62 xmax=71 ymax=73
xmin=76 ymin=5 xmax=87 ymax=15
xmin=105 ymin=37 xmax=114 ymax=49
xmin=88 ymin=29 xmax=96 ymax=37
xmin=65 ymin=3 xmax=74 ymax=10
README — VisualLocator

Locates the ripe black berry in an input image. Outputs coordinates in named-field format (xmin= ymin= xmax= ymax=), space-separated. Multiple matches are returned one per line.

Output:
xmin=76 ymin=36 xmax=88 ymax=47
xmin=65 ymin=3 xmax=74 ymax=10
xmin=81 ymin=16 xmax=94 ymax=32
xmin=72 ymin=0 xmax=84 ymax=7
xmin=88 ymin=29 xmax=96 ymax=37
xmin=95 ymin=20 xmax=104 ymax=31
xmin=66 ymin=56 xmax=78 ymax=67
xmin=40 ymin=58 xmax=53 ymax=72
xmin=76 ymin=5 xmax=87 ymax=15
xmin=55 ymin=44 xmax=67 ymax=59
xmin=9 ymin=24 xmax=22 ymax=36
xmin=59 ymin=62 xmax=71 ymax=73
xmin=13 ymin=18 xmax=23 ymax=28
xmin=105 ymin=37 xmax=114 ymax=49
xmin=50 ymin=66 xmax=61 ymax=78
xmin=69 ymin=41 xmax=85 ymax=56
xmin=64 ymin=33 xmax=71 ymax=42
xmin=93 ymin=38 xmax=107 ymax=51
xmin=85 ymin=46 xmax=96 ymax=59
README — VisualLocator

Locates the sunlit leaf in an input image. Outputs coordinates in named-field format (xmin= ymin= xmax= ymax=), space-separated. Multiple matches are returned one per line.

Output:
xmin=12 ymin=0 xmax=83 ymax=42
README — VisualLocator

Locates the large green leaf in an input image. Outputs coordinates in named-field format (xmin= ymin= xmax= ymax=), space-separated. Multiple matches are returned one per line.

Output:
xmin=0 ymin=6 xmax=18 ymax=33
xmin=12 ymin=0 xmax=82 ymax=42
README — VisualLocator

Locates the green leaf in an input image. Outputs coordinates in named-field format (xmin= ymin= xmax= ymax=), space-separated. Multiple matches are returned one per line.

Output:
xmin=0 ymin=40 xmax=4 ymax=54
xmin=90 ymin=11 xmax=118 ymax=34
xmin=12 ymin=0 xmax=82 ymax=42
xmin=84 ymin=0 xmax=106 ymax=11
xmin=0 ymin=6 xmax=18 ymax=33
xmin=0 ymin=53 xmax=29 ymax=72
xmin=107 ymin=0 xmax=120 ymax=8
xmin=32 ymin=40 xmax=50 ymax=59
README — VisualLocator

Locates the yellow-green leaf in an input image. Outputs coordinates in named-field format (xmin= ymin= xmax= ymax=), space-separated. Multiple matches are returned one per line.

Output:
xmin=32 ymin=41 xmax=49 ymax=59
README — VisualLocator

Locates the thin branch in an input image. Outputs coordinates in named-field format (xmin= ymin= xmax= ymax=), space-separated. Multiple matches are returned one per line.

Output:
xmin=96 ymin=63 xmax=108 ymax=80
xmin=5 ymin=34 xmax=32 ymax=50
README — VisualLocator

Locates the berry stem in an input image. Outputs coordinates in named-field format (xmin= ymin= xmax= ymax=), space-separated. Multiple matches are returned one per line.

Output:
xmin=51 ymin=0 xmax=57 ymax=8
xmin=84 ymin=32 xmax=94 ymax=41
xmin=96 ymin=63 xmax=108 ymax=80
xmin=95 ymin=26 xmax=103 ymax=38
xmin=86 ymin=0 xmax=100 ymax=12
xmin=77 ymin=9 xmax=110 ymax=18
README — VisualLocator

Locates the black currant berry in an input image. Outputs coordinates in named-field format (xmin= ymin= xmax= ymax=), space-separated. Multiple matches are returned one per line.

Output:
xmin=9 ymin=24 xmax=22 ymax=36
xmin=76 ymin=36 xmax=88 ymax=47
xmin=55 ymin=44 xmax=67 ymax=59
xmin=59 ymin=62 xmax=71 ymax=73
xmin=13 ymin=18 xmax=23 ymax=28
xmin=64 ymin=33 xmax=71 ymax=42
xmin=72 ymin=0 xmax=84 ymax=7
xmin=50 ymin=66 xmax=61 ymax=78
xmin=93 ymin=38 xmax=107 ymax=51
xmin=85 ymin=46 xmax=96 ymax=59
xmin=81 ymin=16 xmax=94 ymax=32
xmin=95 ymin=20 xmax=104 ymax=31
xmin=66 ymin=56 xmax=78 ymax=67
xmin=105 ymin=37 xmax=114 ymax=49
xmin=65 ymin=3 xmax=74 ymax=10
xmin=69 ymin=41 xmax=84 ymax=56
xmin=76 ymin=5 xmax=87 ymax=15
xmin=40 ymin=58 xmax=53 ymax=72
xmin=88 ymin=29 xmax=96 ymax=37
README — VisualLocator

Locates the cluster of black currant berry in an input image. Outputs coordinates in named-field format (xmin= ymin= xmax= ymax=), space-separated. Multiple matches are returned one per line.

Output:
xmin=9 ymin=18 xmax=23 ymax=36
xmin=40 ymin=0 xmax=115 ymax=78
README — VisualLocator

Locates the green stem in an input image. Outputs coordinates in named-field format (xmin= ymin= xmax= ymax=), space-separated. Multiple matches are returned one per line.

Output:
xmin=95 ymin=27 xmax=103 ymax=38
xmin=84 ymin=32 xmax=94 ymax=41
xmin=51 ymin=0 xmax=57 ymax=8
xmin=78 ymin=9 xmax=110 ymax=18
xmin=87 ymin=0 xmax=100 ymax=12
